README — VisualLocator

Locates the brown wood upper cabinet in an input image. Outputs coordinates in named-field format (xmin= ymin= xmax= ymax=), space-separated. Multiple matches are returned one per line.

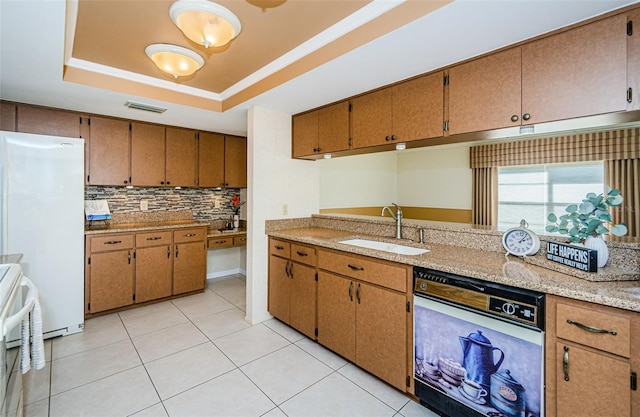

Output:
xmin=629 ymin=9 xmax=640 ymax=111
xmin=521 ymin=13 xmax=628 ymax=124
xmin=166 ymin=127 xmax=197 ymax=187
xmin=448 ymin=14 xmax=629 ymax=135
xmin=448 ymin=48 xmax=522 ymax=135
xmin=351 ymin=72 xmax=444 ymax=149
xmin=292 ymin=100 xmax=350 ymax=158
xmin=87 ymin=116 xmax=131 ymax=186
xmin=131 ymin=122 xmax=166 ymax=187
xmin=224 ymin=135 xmax=247 ymax=188
xmin=198 ymin=133 xmax=246 ymax=188
xmin=198 ymin=132 xmax=225 ymax=187
xmin=16 ymin=104 xmax=80 ymax=138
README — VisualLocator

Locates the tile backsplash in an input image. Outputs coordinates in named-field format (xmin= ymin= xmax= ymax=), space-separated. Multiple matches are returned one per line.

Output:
xmin=84 ymin=186 xmax=243 ymax=221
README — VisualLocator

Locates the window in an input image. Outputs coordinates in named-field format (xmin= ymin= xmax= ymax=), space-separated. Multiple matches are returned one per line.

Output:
xmin=497 ymin=162 xmax=604 ymax=234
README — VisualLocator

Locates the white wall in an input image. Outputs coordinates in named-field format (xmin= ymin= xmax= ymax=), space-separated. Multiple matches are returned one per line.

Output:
xmin=397 ymin=143 xmax=472 ymax=209
xmin=318 ymin=143 xmax=472 ymax=210
xmin=246 ymin=106 xmax=320 ymax=324
xmin=206 ymin=247 xmax=246 ymax=278
xmin=318 ymin=152 xmax=397 ymax=208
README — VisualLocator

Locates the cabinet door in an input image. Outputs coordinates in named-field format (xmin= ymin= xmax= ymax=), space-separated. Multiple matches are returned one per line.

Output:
xmin=1 ymin=102 xmax=16 ymax=131
xmin=351 ymin=88 xmax=393 ymax=149
xmin=627 ymin=9 xmax=640 ymax=111
xmin=224 ymin=135 xmax=247 ymax=188
xmin=89 ymin=250 xmax=134 ymax=313
xmin=555 ymin=342 xmax=630 ymax=417
xmin=16 ymin=105 xmax=80 ymax=138
xmin=522 ymin=14 xmax=628 ymax=124
xmin=356 ymin=282 xmax=407 ymax=391
xmin=317 ymin=271 xmax=356 ymax=362
xmin=135 ymin=245 xmax=173 ymax=303
xmin=392 ymin=72 xmax=444 ymax=142
xmin=166 ymin=127 xmax=197 ymax=187
xmin=448 ymin=48 xmax=522 ymax=135
xmin=289 ymin=262 xmax=316 ymax=339
xmin=88 ymin=116 xmax=131 ymax=186
xmin=292 ymin=111 xmax=319 ymax=158
xmin=198 ymin=132 xmax=225 ymax=187
xmin=131 ymin=122 xmax=165 ymax=186
xmin=268 ymin=256 xmax=290 ymax=323
xmin=173 ymin=241 xmax=206 ymax=294
xmin=318 ymin=101 xmax=350 ymax=154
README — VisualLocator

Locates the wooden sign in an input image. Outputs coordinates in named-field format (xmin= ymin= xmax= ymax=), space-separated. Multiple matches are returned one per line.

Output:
xmin=546 ymin=241 xmax=597 ymax=272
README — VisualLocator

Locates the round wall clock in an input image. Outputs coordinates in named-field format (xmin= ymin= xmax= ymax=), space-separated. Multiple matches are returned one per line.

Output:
xmin=502 ymin=219 xmax=540 ymax=257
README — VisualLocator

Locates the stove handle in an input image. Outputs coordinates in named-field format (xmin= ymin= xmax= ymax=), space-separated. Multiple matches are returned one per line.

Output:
xmin=453 ymin=279 xmax=486 ymax=292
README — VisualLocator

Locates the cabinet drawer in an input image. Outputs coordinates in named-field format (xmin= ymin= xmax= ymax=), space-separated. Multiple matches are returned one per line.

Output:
xmin=291 ymin=243 xmax=316 ymax=266
xmin=89 ymin=234 xmax=134 ymax=252
xmin=173 ymin=227 xmax=206 ymax=243
xmin=556 ymin=301 xmax=630 ymax=358
xmin=135 ymin=231 xmax=172 ymax=248
xmin=270 ymin=238 xmax=291 ymax=258
xmin=208 ymin=237 xmax=233 ymax=249
xmin=233 ymin=235 xmax=247 ymax=246
xmin=318 ymin=249 xmax=407 ymax=292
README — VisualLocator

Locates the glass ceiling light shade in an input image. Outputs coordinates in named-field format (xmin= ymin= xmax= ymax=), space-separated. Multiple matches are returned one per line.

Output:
xmin=169 ymin=0 xmax=242 ymax=48
xmin=145 ymin=44 xmax=204 ymax=78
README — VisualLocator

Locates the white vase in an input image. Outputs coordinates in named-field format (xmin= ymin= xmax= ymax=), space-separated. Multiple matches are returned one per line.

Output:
xmin=584 ymin=235 xmax=609 ymax=268
xmin=233 ymin=214 xmax=239 ymax=229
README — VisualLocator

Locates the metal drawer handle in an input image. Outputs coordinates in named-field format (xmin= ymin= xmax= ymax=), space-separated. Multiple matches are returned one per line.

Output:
xmin=356 ymin=283 xmax=361 ymax=304
xmin=348 ymin=281 xmax=353 ymax=301
xmin=563 ymin=346 xmax=570 ymax=381
xmin=104 ymin=240 xmax=122 ymax=245
xmin=275 ymin=245 xmax=285 ymax=250
xmin=296 ymin=251 xmax=308 ymax=257
xmin=185 ymin=233 xmax=197 ymax=237
xmin=567 ymin=319 xmax=617 ymax=336
xmin=146 ymin=237 xmax=162 ymax=241
xmin=347 ymin=264 xmax=364 ymax=271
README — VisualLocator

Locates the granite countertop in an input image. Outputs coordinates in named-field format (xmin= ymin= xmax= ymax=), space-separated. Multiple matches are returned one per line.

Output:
xmin=207 ymin=227 xmax=247 ymax=238
xmin=268 ymin=227 xmax=640 ymax=313
xmin=85 ymin=220 xmax=210 ymax=235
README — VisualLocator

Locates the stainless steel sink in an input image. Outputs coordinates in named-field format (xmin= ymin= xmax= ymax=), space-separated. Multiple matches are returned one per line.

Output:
xmin=338 ymin=239 xmax=429 ymax=255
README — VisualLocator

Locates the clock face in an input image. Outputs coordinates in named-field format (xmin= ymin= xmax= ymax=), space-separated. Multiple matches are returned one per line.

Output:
xmin=503 ymin=229 xmax=538 ymax=256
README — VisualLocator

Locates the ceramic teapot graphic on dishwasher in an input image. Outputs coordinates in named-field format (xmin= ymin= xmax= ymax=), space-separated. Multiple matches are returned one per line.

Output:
xmin=459 ymin=330 xmax=504 ymax=389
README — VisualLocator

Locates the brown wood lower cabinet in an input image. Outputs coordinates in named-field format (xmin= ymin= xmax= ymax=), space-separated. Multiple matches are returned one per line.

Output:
xmin=546 ymin=295 xmax=639 ymax=417
xmin=85 ymin=226 xmax=207 ymax=316
xmin=316 ymin=248 xmax=410 ymax=392
xmin=317 ymin=271 xmax=407 ymax=391
xmin=173 ymin=228 xmax=207 ymax=295
xmin=88 ymin=249 xmax=134 ymax=313
xmin=268 ymin=238 xmax=317 ymax=339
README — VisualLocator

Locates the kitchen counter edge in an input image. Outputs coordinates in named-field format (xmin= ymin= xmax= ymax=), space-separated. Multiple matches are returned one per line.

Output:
xmin=268 ymin=227 xmax=640 ymax=313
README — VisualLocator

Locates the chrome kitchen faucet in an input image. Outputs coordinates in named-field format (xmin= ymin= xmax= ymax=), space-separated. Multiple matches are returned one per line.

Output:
xmin=381 ymin=203 xmax=403 ymax=239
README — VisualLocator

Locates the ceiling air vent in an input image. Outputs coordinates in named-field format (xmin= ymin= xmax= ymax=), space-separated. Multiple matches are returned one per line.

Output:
xmin=124 ymin=101 xmax=167 ymax=114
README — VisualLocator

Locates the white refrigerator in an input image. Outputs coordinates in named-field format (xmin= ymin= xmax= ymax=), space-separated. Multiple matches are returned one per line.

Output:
xmin=0 ymin=131 xmax=84 ymax=341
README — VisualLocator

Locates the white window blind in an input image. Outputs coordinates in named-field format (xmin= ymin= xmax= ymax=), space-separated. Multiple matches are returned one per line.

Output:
xmin=497 ymin=162 xmax=604 ymax=234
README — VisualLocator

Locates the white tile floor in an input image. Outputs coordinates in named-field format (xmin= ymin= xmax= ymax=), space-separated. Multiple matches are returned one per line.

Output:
xmin=21 ymin=274 xmax=439 ymax=417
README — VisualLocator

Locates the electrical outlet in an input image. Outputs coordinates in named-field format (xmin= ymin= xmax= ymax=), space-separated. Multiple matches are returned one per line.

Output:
xmin=140 ymin=200 xmax=148 ymax=211
xmin=282 ymin=204 xmax=288 ymax=216
xmin=214 ymin=199 xmax=221 ymax=209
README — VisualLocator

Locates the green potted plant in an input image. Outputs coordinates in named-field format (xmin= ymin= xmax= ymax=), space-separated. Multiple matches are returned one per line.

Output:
xmin=546 ymin=189 xmax=627 ymax=267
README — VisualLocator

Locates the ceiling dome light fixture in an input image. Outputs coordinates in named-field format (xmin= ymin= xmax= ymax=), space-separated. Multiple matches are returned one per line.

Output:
xmin=169 ymin=0 xmax=242 ymax=48
xmin=145 ymin=44 xmax=204 ymax=78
